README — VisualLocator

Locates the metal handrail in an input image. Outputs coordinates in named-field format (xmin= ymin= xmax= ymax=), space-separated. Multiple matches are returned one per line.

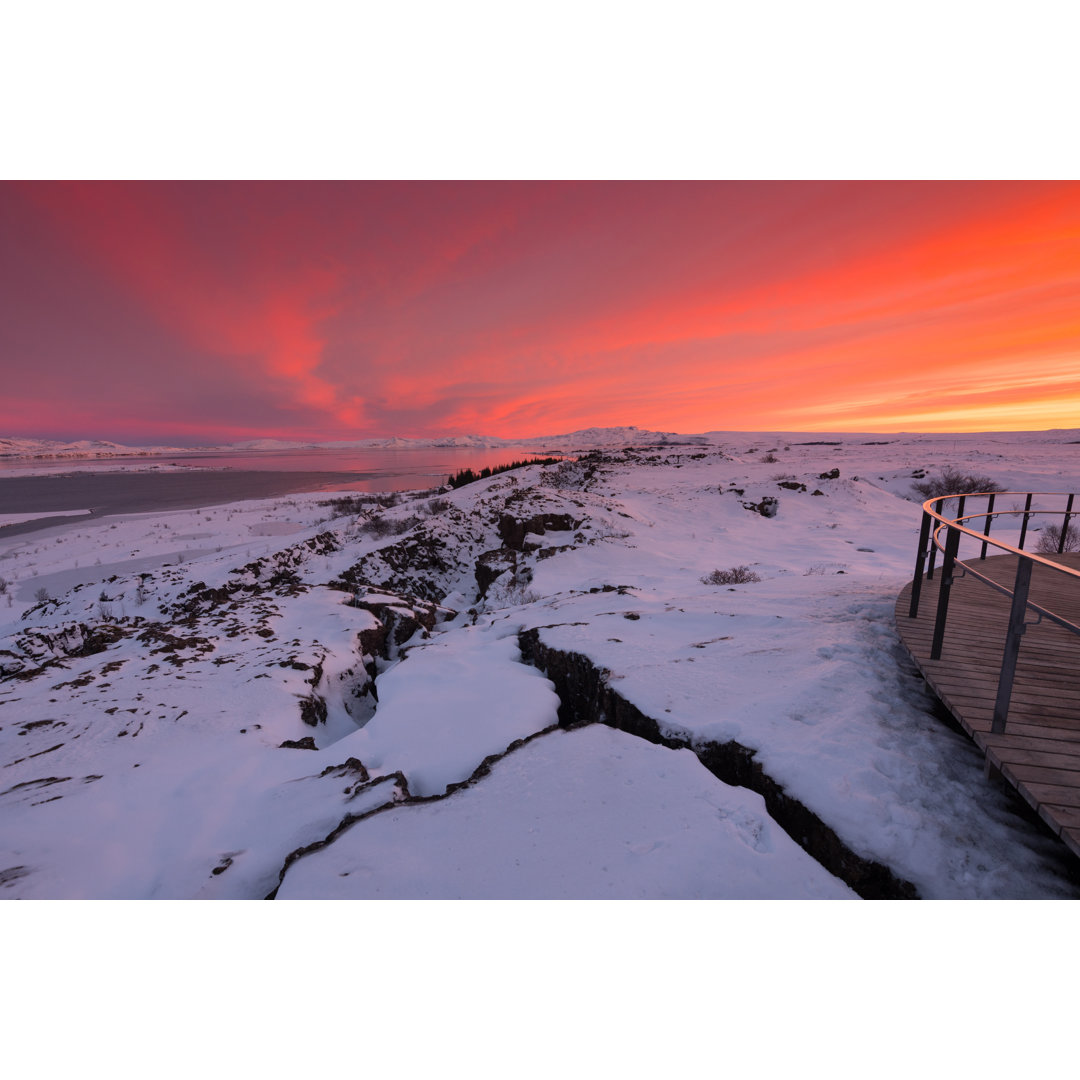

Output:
xmin=907 ymin=490 xmax=1079 ymax=733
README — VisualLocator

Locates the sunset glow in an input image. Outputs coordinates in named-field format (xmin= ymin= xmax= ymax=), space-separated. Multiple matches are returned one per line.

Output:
xmin=2 ymin=180 xmax=1079 ymax=443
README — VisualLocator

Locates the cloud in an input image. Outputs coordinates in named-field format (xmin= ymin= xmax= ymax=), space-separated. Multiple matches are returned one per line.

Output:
xmin=2 ymin=180 xmax=1079 ymax=440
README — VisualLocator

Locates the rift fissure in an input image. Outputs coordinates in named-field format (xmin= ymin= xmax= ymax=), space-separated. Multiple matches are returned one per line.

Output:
xmin=516 ymin=628 xmax=919 ymax=900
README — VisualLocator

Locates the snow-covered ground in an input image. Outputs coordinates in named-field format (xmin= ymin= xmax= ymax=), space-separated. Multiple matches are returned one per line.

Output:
xmin=2 ymin=429 xmax=1079 ymax=898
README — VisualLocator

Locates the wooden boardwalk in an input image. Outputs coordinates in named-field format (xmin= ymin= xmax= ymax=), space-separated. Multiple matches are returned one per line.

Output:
xmin=895 ymin=551 xmax=1080 ymax=859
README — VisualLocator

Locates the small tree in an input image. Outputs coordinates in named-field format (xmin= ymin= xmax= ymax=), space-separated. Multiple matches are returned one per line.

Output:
xmin=1035 ymin=523 xmax=1080 ymax=554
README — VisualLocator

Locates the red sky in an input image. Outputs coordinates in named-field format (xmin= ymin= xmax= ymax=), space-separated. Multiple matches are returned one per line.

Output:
xmin=2 ymin=180 xmax=1079 ymax=444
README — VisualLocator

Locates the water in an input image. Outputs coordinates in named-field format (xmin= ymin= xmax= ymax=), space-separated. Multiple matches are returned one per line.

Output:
xmin=0 ymin=446 xmax=564 ymax=493
xmin=0 ymin=447 xmax=570 ymax=536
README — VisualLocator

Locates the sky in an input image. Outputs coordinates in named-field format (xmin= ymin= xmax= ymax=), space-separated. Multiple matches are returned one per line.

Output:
xmin=2 ymin=180 xmax=1079 ymax=445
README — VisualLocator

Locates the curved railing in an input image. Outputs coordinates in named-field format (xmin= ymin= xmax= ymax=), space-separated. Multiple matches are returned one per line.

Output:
xmin=906 ymin=491 xmax=1080 ymax=733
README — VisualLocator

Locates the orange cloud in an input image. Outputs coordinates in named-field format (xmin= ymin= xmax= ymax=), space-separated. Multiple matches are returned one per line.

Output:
xmin=4 ymin=181 xmax=1079 ymax=442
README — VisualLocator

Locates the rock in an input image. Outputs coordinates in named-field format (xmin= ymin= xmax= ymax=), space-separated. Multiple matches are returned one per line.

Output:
xmin=299 ymin=694 xmax=327 ymax=727
xmin=497 ymin=512 xmax=582 ymax=552
xmin=818 ymin=468 xmax=840 ymax=480
xmin=742 ymin=497 xmax=779 ymax=518
xmin=279 ymin=737 xmax=318 ymax=750
xmin=474 ymin=548 xmax=518 ymax=599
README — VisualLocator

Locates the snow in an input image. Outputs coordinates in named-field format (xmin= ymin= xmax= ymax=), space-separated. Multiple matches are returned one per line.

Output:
xmin=277 ymin=724 xmax=857 ymax=899
xmin=332 ymin=625 xmax=560 ymax=797
xmin=0 ymin=509 xmax=91 ymax=527
xmin=2 ymin=428 xmax=1079 ymax=898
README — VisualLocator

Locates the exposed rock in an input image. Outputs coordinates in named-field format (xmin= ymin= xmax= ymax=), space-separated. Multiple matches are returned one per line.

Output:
xmin=497 ymin=512 xmax=582 ymax=552
xmin=319 ymin=757 xmax=371 ymax=785
xmin=346 ymin=590 xmax=446 ymax=657
xmin=818 ymin=468 xmax=841 ymax=480
xmin=279 ymin=736 xmax=318 ymax=750
xmin=171 ymin=531 xmax=341 ymax=618
xmin=475 ymin=548 xmax=518 ymax=599
xmin=299 ymin=694 xmax=328 ymax=727
xmin=336 ymin=532 xmax=456 ymax=603
xmin=742 ymin=496 xmax=779 ymax=518
xmin=1 ymin=622 xmax=126 ymax=679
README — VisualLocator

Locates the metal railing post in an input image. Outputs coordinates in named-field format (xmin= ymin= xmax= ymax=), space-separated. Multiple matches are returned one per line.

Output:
xmin=909 ymin=510 xmax=933 ymax=617
xmin=927 ymin=498 xmax=944 ymax=579
xmin=991 ymin=556 xmax=1034 ymax=734
xmin=930 ymin=524 xmax=961 ymax=660
xmin=1058 ymin=494 xmax=1075 ymax=555
xmin=980 ymin=492 xmax=996 ymax=560
xmin=1018 ymin=493 xmax=1034 ymax=550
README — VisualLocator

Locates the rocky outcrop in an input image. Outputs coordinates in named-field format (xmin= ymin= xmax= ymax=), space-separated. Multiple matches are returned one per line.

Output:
xmin=474 ymin=548 xmax=519 ymax=599
xmin=344 ymin=590 xmax=448 ymax=658
xmin=1 ymin=622 xmax=127 ymax=678
xmin=335 ymin=532 xmax=458 ymax=604
xmin=497 ymin=512 xmax=582 ymax=551
xmin=517 ymin=629 xmax=919 ymax=900
xmin=279 ymin=736 xmax=318 ymax=750
xmin=172 ymin=531 xmax=341 ymax=618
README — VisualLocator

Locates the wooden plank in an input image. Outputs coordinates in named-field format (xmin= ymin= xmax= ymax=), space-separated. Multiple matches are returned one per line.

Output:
xmin=1039 ymin=803 xmax=1080 ymax=831
xmin=1010 ymin=780 xmax=1080 ymax=810
xmin=986 ymin=744 xmax=1080 ymax=771
xmin=978 ymin=732 xmax=1080 ymax=756
xmin=895 ymin=550 xmax=1080 ymax=863
xmin=1000 ymin=761 xmax=1080 ymax=789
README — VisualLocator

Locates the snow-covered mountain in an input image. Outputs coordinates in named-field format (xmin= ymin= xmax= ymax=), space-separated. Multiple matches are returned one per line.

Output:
xmin=0 ymin=437 xmax=194 ymax=460
xmin=5 ymin=426 xmax=1080 ymax=462
xmin=0 ymin=426 xmax=711 ymax=460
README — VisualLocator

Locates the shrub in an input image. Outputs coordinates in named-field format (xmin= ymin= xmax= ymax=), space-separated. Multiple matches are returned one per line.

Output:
xmin=321 ymin=495 xmax=373 ymax=517
xmin=34 ymin=586 xmax=50 ymax=602
xmin=701 ymin=566 xmax=762 ymax=585
xmin=761 ymin=453 xmax=779 ymax=463
xmin=1035 ymin=523 xmax=1080 ymax=554
xmin=361 ymin=514 xmax=420 ymax=539
xmin=911 ymin=468 xmax=1004 ymax=500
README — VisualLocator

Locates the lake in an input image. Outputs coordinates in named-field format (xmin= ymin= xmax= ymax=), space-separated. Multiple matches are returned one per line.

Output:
xmin=0 ymin=447 xmax=566 ymax=537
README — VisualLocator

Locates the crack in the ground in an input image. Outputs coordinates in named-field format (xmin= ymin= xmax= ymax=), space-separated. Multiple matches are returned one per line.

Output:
xmin=517 ymin=628 xmax=919 ymax=900
xmin=266 ymin=625 xmax=918 ymax=899
xmin=264 ymin=724 xmax=561 ymax=898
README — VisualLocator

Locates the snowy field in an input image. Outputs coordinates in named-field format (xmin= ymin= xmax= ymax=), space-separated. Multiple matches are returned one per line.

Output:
xmin=2 ymin=428 xmax=1079 ymax=899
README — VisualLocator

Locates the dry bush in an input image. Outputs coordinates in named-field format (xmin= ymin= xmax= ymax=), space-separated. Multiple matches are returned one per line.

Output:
xmin=911 ymin=468 xmax=1003 ymax=499
xmin=701 ymin=566 xmax=761 ymax=585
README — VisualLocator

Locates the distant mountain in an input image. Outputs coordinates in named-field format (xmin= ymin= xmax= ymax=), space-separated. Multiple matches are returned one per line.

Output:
xmin=6 ymin=426 xmax=1077 ymax=462
xmin=0 ymin=437 xmax=194 ymax=460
